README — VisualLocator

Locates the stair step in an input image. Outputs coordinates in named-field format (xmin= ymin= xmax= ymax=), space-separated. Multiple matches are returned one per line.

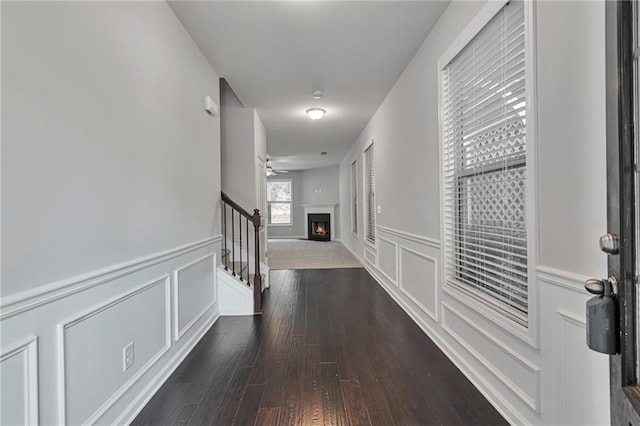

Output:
xmin=225 ymin=261 xmax=248 ymax=276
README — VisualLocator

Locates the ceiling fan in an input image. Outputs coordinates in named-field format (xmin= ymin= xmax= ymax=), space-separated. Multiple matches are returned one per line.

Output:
xmin=266 ymin=159 xmax=289 ymax=176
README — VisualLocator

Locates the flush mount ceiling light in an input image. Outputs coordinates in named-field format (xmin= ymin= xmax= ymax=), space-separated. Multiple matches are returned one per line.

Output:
xmin=306 ymin=108 xmax=326 ymax=120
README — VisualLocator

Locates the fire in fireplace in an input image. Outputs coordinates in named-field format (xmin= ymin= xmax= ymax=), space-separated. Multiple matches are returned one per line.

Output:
xmin=308 ymin=213 xmax=331 ymax=241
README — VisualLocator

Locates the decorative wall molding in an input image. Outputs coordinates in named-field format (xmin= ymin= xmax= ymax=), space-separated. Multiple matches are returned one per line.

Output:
xmin=173 ymin=253 xmax=217 ymax=341
xmin=1 ymin=235 xmax=223 ymax=320
xmin=57 ymin=276 xmax=172 ymax=425
xmin=398 ymin=245 xmax=439 ymax=321
xmin=376 ymin=235 xmax=398 ymax=285
xmin=376 ymin=225 xmax=440 ymax=249
xmin=441 ymin=302 xmax=541 ymax=413
xmin=114 ymin=310 xmax=220 ymax=425
xmin=536 ymin=266 xmax=590 ymax=294
xmin=364 ymin=248 xmax=377 ymax=265
xmin=0 ymin=335 xmax=39 ymax=425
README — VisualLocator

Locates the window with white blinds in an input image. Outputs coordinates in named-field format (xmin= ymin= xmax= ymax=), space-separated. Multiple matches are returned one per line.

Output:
xmin=441 ymin=0 xmax=528 ymax=326
xmin=351 ymin=159 xmax=358 ymax=235
xmin=364 ymin=144 xmax=376 ymax=244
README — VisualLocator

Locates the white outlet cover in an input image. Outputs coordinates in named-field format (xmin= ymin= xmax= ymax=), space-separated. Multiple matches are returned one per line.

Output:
xmin=377 ymin=205 xmax=382 ymax=214
xmin=123 ymin=342 xmax=134 ymax=372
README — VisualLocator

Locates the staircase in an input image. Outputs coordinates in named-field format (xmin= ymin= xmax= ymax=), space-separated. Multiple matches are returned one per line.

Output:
xmin=218 ymin=192 xmax=265 ymax=315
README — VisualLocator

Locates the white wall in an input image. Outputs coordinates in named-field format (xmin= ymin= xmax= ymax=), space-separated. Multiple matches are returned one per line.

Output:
xmin=339 ymin=1 xmax=610 ymax=424
xmin=1 ymin=2 xmax=223 ymax=424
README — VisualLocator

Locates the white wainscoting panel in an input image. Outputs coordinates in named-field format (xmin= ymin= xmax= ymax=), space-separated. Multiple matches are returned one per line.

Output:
xmin=441 ymin=302 xmax=540 ymax=412
xmin=399 ymin=246 xmax=438 ymax=321
xmin=364 ymin=247 xmax=377 ymax=265
xmin=538 ymin=266 xmax=610 ymax=425
xmin=0 ymin=336 xmax=39 ymax=426
xmin=173 ymin=253 xmax=217 ymax=340
xmin=58 ymin=276 xmax=171 ymax=425
xmin=377 ymin=236 xmax=398 ymax=285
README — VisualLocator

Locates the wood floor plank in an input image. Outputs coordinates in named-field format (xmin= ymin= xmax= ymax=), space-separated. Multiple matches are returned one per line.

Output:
xmin=320 ymin=363 xmax=347 ymax=426
xmin=232 ymin=384 xmax=264 ymax=426
xmin=340 ymin=379 xmax=372 ymax=426
xmin=302 ymin=345 xmax=324 ymax=425
xmin=255 ymin=407 xmax=280 ymax=426
xmin=132 ymin=268 xmax=507 ymax=426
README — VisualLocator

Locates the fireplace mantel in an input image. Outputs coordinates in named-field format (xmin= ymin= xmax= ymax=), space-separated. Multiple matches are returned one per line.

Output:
xmin=302 ymin=204 xmax=338 ymax=239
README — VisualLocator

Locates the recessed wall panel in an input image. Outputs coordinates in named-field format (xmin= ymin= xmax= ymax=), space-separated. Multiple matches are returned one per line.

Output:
xmin=399 ymin=247 xmax=437 ymax=319
xmin=61 ymin=277 xmax=170 ymax=425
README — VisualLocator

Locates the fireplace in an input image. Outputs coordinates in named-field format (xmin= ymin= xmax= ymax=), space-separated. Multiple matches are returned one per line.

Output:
xmin=307 ymin=213 xmax=331 ymax=241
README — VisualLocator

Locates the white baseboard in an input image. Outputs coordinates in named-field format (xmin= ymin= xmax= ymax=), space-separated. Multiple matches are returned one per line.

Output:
xmin=116 ymin=309 xmax=220 ymax=425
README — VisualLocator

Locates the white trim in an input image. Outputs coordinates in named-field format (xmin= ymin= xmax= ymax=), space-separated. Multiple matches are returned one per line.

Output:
xmin=376 ymin=225 xmax=440 ymax=249
xmin=114 ymin=310 xmax=220 ymax=425
xmin=442 ymin=284 xmax=535 ymax=347
xmin=555 ymin=308 xmax=586 ymax=426
xmin=536 ymin=265 xmax=588 ymax=294
xmin=398 ymin=245 xmax=439 ymax=321
xmin=437 ymin=0 xmax=539 ymax=349
xmin=0 ymin=335 xmax=39 ymax=425
xmin=0 ymin=235 xmax=222 ymax=320
xmin=57 ymin=275 xmax=172 ymax=425
xmin=441 ymin=302 xmax=541 ymax=413
xmin=376 ymin=235 xmax=398 ymax=285
xmin=172 ymin=253 xmax=217 ymax=341
xmin=437 ymin=0 xmax=509 ymax=70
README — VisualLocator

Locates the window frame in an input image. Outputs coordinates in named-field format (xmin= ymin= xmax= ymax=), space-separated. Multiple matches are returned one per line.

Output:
xmin=437 ymin=0 xmax=539 ymax=347
xmin=363 ymin=140 xmax=376 ymax=246
xmin=266 ymin=179 xmax=293 ymax=226
xmin=350 ymin=157 xmax=359 ymax=236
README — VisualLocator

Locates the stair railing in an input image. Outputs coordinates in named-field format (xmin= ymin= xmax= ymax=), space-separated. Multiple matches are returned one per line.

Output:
xmin=221 ymin=192 xmax=263 ymax=314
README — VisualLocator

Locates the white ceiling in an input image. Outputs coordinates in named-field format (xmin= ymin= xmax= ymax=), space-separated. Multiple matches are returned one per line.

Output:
xmin=169 ymin=1 xmax=450 ymax=170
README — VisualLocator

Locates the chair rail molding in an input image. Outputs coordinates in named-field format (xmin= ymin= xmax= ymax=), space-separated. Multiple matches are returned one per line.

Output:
xmin=376 ymin=225 xmax=441 ymax=249
xmin=0 ymin=235 xmax=223 ymax=320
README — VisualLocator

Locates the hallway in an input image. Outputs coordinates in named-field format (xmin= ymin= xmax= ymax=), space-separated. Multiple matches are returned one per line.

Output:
xmin=132 ymin=269 xmax=506 ymax=425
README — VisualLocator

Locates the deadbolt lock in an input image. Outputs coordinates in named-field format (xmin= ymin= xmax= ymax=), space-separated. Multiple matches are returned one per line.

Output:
xmin=599 ymin=233 xmax=620 ymax=255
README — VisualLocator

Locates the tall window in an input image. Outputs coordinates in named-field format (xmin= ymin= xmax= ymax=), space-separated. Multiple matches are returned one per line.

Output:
xmin=351 ymin=159 xmax=358 ymax=235
xmin=364 ymin=143 xmax=376 ymax=244
xmin=267 ymin=180 xmax=292 ymax=225
xmin=441 ymin=0 xmax=528 ymax=325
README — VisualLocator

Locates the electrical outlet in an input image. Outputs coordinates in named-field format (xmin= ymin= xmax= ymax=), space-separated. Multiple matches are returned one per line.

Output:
xmin=122 ymin=342 xmax=134 ymax=372
xmin=377 ymin=205 xmax=382 ymax=214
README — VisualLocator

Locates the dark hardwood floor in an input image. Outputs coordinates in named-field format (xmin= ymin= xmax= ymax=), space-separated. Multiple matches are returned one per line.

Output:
xmin=132 ymin=268 xmax=507 ymax=425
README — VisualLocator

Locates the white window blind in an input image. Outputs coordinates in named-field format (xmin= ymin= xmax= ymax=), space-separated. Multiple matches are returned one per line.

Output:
xmin=441 ymin=0 xmax=528 ymax=325
xmin=351 ymin=159 xmax=358 ymax=235
xmin=364 ymin=144 xmax=376 ymax=244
